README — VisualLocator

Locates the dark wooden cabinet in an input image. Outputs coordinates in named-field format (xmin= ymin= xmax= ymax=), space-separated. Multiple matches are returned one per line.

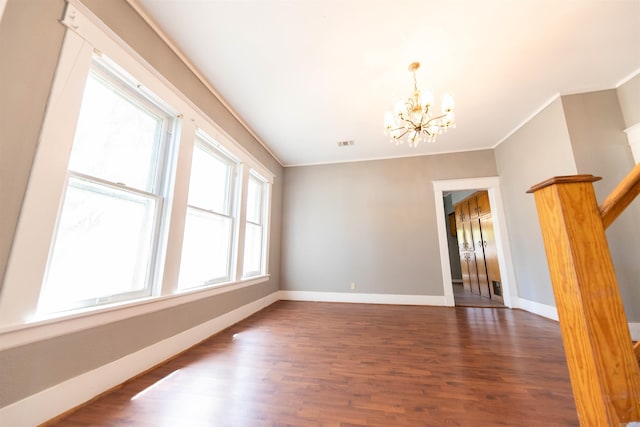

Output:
xmin=454 ymin=191 xmax=503 ymax=302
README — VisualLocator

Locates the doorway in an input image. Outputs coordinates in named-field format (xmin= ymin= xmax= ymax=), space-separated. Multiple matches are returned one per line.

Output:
xmin=444 ymin=190 xmax=505 ymax=308
xmin=433 ymin=177 xmax=516 ymax=308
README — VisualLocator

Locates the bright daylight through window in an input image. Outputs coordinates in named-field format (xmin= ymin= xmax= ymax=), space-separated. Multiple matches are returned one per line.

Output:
xmin=178 ymin=136 xmax=238 ymax=289
xmin=37 ymin=57 xmax=176 ymax=314
xmin=243 ymin=172 xmax=268 ymax=277
xmin=0 ymin=4 xmax=274 ymax=329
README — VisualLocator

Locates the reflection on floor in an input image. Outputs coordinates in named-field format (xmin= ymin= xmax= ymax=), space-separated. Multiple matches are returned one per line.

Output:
xmin=453 ymin=283 xmax=505 ymax=308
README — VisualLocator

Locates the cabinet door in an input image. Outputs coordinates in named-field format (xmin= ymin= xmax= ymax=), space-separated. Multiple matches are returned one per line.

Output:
xmin=466 ymin=250 xmax=480 ymax=295
xmin=462 ymin=221 xmax=479 ymax=294
xmin=468 ymin=196 xmax=479 ymax=219
xmin=476 ymin=191 xmax=491 ymax=217
xmin=480 ymin=215 xmax=504 ymax=303
xmin=457 ymin=200 xmax=470 ymax=223
xmin=460 ymin=252 xmax=471 ymax=292
xmin=471 ymin=219 xmax=491 ymax=298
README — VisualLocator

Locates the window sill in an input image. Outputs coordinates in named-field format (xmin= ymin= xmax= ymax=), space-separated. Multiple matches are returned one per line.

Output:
xmin=0 ymin=274 xmax=270 ymax=351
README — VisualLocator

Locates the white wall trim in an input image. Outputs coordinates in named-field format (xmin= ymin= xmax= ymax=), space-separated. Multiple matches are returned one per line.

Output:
xmin=283 ymin=146 xmax=495 ymax=168
xmin=516 ymin=298 xmax=639 ymax=341
xmin=628 ymin=323 xmax=640 ymax=341
xmin=0 ymin=291 xmax=279 ymax=427
xmin=432 ymin=176 xmax=518 ymax=308
xmin=616 ymin=67 xmax=640 ymax=88
xmin=123 ymin=0 xmax=283 ymax=168
xmin=0 ymin=0 xmax=276 ymax=332
xmin=493 ymin=94 xmax=560 ymax=149
xmin=0 ymin=0 xmax=7 ymax=23
xmin=516 ymin=297 xmax=559 ymax=321
xmin=0 ymin=275 xmax=269 ymax=351
xmin=278 ymin=290 xmax=446 ymax=306
xmin=624 ymin=122 xmax=640 ymax=165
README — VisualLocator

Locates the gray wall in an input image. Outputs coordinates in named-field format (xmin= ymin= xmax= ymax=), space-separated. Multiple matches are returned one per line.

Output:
xmin=617 ymin=73 xmax=640 ymax=129
xmin=0 ymin=0 xmax=282 ymax=409
xmin=495 ymin=90 xmax=640 ymax=322
xmin=494 ymin=98 xmax=577 ymax=306
xmin=0 ymin=0 xmax=66 ymax=288
xmin=562 ymin=90 xmax=640 ymax=321
xmin=281 ymin=151 xmax=497 ymax=295
xmin=443 ymin=193 xmax=462 ymax=281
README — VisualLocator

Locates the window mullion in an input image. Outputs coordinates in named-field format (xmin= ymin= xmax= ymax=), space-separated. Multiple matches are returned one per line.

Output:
xmin=159 ymin=118 xmax=197 ymax=296
xmin=234 ymin=165 xmax=249 ymax=280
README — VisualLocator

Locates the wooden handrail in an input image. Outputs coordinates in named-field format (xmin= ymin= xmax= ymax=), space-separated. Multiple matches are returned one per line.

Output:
xmin=635 ymin=341 xmax=640 ymax=365
xmin=599 ymin=162 xmax=640 ymax=229
xmin=528 ymin=174 xmax=640 ymax=426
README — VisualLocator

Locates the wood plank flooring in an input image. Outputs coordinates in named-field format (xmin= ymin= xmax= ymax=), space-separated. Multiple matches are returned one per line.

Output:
xmin=49 ymin=301 xmax=578 ymax=426
xmin=453 ymin=283 xmax=505 ymax=308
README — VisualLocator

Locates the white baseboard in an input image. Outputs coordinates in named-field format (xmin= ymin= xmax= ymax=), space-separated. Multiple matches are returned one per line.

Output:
xmin=629 ymin=323 xmax=640 ymax=341
xmin=2 ymin=291 xmax=635 ymax=426
xmin=278 ymin=290 xmax=446 ymax=306
xmin=517 ymin=298 xmax=640 ymax=341
xmin=0 ymin=291 xmax=279 ymax=427
xmin=515 ymin=297 xmax=559 ymax=321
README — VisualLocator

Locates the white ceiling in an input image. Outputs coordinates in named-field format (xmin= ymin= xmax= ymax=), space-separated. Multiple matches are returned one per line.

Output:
xmin=134 ymin=0 xmax=640 ymax=167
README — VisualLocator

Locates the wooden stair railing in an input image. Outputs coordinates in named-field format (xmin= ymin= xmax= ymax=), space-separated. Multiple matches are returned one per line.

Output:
xmin=527 ymin=163 xmax=640 ymax=426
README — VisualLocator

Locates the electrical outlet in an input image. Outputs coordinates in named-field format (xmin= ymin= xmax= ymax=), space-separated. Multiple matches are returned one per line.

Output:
xmin=350 ymin=282 xmax=356 ymax=290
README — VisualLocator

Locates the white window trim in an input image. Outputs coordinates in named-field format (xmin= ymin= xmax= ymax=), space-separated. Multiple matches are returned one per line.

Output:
xmin=0 ymin=1 xmax=274 ymax=335
xmin=242 ymin=172 xmax=271 ymax=278
xmin=36 ymin=56 xmax=180 ymax=315
xmin=178 ymin=134 xmax=240 ymax=289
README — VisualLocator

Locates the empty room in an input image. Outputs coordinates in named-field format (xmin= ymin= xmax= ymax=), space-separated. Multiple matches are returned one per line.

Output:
xmin=1 ymin=0 xmax=639 ymax=426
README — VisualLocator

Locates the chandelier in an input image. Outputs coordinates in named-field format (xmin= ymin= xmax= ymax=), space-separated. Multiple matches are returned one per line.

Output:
xmin=384 ymin=62 xmax=455 ymax=147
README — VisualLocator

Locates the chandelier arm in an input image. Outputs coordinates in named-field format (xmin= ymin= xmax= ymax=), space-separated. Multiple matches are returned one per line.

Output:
xmin=394 ymin=128 xmax=411 ymax=140
xmin=403 ymin=117 xmax=421 ymax=128
xmin=423 ymin=113 xmax=452 ymax=127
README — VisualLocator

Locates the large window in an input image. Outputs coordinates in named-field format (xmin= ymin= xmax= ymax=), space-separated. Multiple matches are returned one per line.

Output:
xmin=243 ymin=172 xmax=268 ymax=277
xmin=37 ymin=57 xmax=176 ymax=314
xmin=0 ymin=5 xmax=274 ymax=327
xmin=178 ymin=135 xmax=238 ymax=289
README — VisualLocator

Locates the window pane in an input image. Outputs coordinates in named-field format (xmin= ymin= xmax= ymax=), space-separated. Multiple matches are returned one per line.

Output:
xmin=243 ymin=222 xmax=263 ymax=276
xmin=179 ymin=209 xmax=233 ymax=288
xmin=188 ymin=144 xmax=231 ymax=213
xmin=68 ymin=71 xmax=163 ymax=191
xmin=245 ymin=176 xmax=262 ymax=224
xmin=39 ymin=178 xmax=157 ymax=313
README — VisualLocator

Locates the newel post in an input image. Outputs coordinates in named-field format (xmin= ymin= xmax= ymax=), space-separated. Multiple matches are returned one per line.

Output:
xmin=527 ymin=175 xmax=640 ymax=426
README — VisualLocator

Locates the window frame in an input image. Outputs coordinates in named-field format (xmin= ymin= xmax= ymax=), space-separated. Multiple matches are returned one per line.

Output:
xmin=178 ymin=133 xmax=240 ymax=289
xmin=0 ymin=2 xmax=274 ymax=329
xmin=36 ymin=54 xmax=179 ymax=315
xmin=242 ymin=171 xmax=270 ymax=278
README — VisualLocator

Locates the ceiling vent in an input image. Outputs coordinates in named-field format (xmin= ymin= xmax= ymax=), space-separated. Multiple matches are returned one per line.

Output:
xmin=337 ymin=140 xmax=354 ymax=147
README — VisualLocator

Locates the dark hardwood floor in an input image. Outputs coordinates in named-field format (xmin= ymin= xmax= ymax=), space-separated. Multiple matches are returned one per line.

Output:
xmin=48 ymin=301 xmax=578 ymax=426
